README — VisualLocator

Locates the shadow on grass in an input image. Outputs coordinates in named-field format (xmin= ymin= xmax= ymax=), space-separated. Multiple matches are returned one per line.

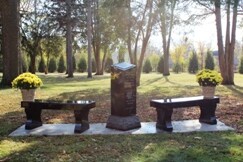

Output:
xmin=224 ymin=85 xmax=243 ymax=97
xmin=0 ymin=110 xmax=25 ymax=136
xmin=1 ymin=132 xmax=242 ymax=161
xmin=39 ymin=74 xmax=110 ymax=85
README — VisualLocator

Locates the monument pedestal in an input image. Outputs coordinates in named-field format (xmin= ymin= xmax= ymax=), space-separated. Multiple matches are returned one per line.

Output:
xmin=106 ymin=62 xmax=141 ymax=131
xmin=106 ymin=115 xmax=141 ymax=131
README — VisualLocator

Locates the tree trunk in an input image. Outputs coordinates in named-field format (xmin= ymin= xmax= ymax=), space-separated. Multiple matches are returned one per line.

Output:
xmin=1 ymin=0 xmax=21 ymax=86
xmin=101 ymin=46 xmax=108 ymax=74
xmin=214 ymin=0 xmax=237 ymax=85
xmin=136 ymin=36 xmax=150 ymax=86
xmin=136 ymin=0 xmax=154 ymax=86
xmin=29 ymin=54 xmax=36 ymax=74
xmin=66 ymin=0 xmax=73 ymax=78
xmin=127 ymin=0 xmax=134 ymax=64
xmin=87 ymin=0 xmax=92 ymax=78
xmin=160 ymin=0 xmax=176 ymax=76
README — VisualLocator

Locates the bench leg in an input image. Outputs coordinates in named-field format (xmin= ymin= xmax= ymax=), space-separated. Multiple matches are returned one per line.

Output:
xmin=199 ymin=103 xmax=217 ymax=125
xmin=74 ymin=109 xmax=90 ymax=133
xmin=156 ymin=108 xmax=173 ymax=132
xmin=24 ymin=108 xmax=43 ymax=130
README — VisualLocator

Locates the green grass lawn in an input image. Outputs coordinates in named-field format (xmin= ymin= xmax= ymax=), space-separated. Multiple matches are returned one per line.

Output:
xmin=0 ymin=72 xmax=243 ymax=162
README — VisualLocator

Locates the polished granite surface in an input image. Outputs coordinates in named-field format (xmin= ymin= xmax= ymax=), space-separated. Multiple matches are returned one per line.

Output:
xmin=9 ymin=120 xmax=234 ymax=136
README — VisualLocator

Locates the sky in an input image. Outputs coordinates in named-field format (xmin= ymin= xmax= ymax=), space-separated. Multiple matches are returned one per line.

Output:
xmin=150 ymin=14 xmax=243 ymax=52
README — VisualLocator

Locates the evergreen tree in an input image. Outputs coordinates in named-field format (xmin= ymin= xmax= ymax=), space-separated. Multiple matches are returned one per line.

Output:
xmin=173 ymin=62 xmax=181 ymax=73
xmin=205 ymin=51 xmax=215 ymax=70
xmin=157 ymin=56 xmax=164 ymax=73
xmin=143 ymin=58 xmax=152 ymax=73
xmin=0 ymin=55 xmax=3 ymax=72
xmin=188 ymin=51 xmax=199 ymax=74
xmin=57 ymin=55 xmax=66 ymax=73
xmin=73 ymin=56 xmax=77 ymax=72
xmin=92 ymin=59 xmax=96 ymax=73
xmin=78 ymin=57 xmax=87 ymax=73
xmin=105 ymin=57 xmax=113 ymax=73
xmin=239 ymin=57 xmax=243 ymax=74
xmin=48 ymin=57 xmax=57 ymax=73
xmin=38 ymin=57 xmax=46 ymax=73
xmin=22 ymin=55 xmax=28 ymax=73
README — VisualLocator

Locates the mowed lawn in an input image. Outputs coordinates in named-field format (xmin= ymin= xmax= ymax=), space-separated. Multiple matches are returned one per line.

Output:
xmin=0 ymin=72 xmax=243 ymax=162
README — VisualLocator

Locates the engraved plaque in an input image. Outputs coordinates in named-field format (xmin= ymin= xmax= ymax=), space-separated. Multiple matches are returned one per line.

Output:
xmin=110 ymin=62 xmax=137 ymax=116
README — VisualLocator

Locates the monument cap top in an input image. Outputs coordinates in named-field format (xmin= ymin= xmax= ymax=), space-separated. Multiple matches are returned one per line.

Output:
xmin=112 ymin=62 xmax=136 ymax=71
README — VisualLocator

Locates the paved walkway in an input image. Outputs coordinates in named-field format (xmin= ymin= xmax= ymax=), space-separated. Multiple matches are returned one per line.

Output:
xmin=9 ymin=120 xmax=234 ymax=136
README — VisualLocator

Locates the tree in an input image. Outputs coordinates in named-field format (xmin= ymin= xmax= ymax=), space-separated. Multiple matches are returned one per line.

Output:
xmin=157 ymin=0 xmax=176 ymax=76
xmin=48 ymin=57 xmax=57 ymax=73
xmin=0 ymin=0 xmax=21 ymax=86
xmin=73 ymin=55 xmax=76 ymax=71
xmin=188 ymin=51 xmax=199 ymax=74
xmin=171 ymin=44 xmax=187 ymax=73
xmin=118 ymin=45 xmax=126 ymax=63
xmin=38 ymin=57 xmax=46 ymax=73
xmin=157 ymin=56 xmax=164 ymax=73
xmin=239 ymin=57 xmax=243 ymax=74
xmin=22 ymin=55 xmax=28 ymax=72
xmin=42 ymin=36 xmax=64 ymax=73
xmin=78 ymin=57 xmax=87 ymax=73
xmin=87 ymin=0 xmax=92 ymax=78
xmin=134 ymin=0 xmax=158 ymax=85
xmin=197 ymin=41 xmax=207 ymax=70
xmin=20 ymin=0 xmax=52 ymax=74
xmin=103 ymin=0 xmax=158 ymax=85
xmin=105 ymin=57 xmax=113 ymax=73
xmin=65 ymin=0 xmax=73 ymax=77
xmin=47 ymin=0 xmax=86 ymax=77
xmin=57 ymin=55 xmax=66 ymax=73
xmin=194 ymin=0 xmax=242 ymax=85
xmin=157 ymin=0 xmax=190 ymax=76
xmin=143 ymin=58 xmax=152 ymax=73
xmin=205 ymin=50 xmax=215 ymax=70
xmin=149 ymin=53 xmax=160 ymax=72
xmin=173 ymin=62 xmax=182 ymax=73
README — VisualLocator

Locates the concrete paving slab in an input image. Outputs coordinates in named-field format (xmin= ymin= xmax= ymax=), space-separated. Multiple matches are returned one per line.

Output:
xmin=9 ymin=120 xmax=234 ymax=136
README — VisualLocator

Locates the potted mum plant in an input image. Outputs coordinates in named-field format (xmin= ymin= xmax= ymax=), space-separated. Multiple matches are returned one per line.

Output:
xmin=12 ymin=72 xmax=43 ymax=101
xmin=196 ymin=69 xmax=223 ymax=98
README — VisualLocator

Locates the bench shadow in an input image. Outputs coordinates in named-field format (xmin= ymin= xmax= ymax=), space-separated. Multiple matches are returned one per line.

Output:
xmin=224 ymin=85 xmax=243 ymax=97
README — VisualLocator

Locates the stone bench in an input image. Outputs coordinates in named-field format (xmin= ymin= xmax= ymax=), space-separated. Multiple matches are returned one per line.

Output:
xmin=21 ymin=99 xmax=96 ymax=133
xmin=150 ymin=96 xmax=220 ymax=132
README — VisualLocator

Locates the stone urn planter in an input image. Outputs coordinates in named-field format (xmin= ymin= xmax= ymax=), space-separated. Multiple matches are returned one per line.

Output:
xmin=21 ymin=89 xmax=36 ymax=101
xmin=11 ymin=72 xmax=43 ymax=101
xmin=196 ymin=69 xmax=222 ymax=99
xmin=202 ymin=86 xmax=215 ymax=99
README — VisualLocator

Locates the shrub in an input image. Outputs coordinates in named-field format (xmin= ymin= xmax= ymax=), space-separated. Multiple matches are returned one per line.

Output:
xmin=205 ymin=51 xmax=215 ymax=70
xmin=48 ymin=58 xmax=57 ymax=73
xmin=143 ymin=58 xmax=152 ymax=73
xmin=12 ymin=72 xmax=43 ymax=89
xmin=57 ymin=55 xmax=66 ymax=73
xmin=173 ymin=62 xmax=182 ymax=73
xmin=22 ymin=56 xmax=28 ymax=72
xmin=188 ymin=51 xmax=199 ymax=74
xmin=157 ymin=56 xmax=164 ymax=73
xmin=78 ymin=57 xmax=87 ymax=73
xmin=196 ymin=69 xmax=223 ymax=86
xmin=105 ymin=57 xmax=113 ymax=73
xmin=38 ymin=57 xmax=46 ymax=73
xmin=239 ymin=57 xmax=243 ymax=74
xmin=92 ymin=59 xmax=96 ymax=73
xmin=0 ymin=55 xmax=2 ymax=72
xmin=73 ymin=56 xmax=76 ymax=71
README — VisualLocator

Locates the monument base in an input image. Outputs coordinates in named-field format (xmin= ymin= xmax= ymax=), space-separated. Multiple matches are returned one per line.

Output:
xmin=106 ymin=115 xmax=141 ymax=131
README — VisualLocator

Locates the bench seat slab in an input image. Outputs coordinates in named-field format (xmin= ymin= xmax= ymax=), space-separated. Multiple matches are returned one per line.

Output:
xmin=150 ymin=96 xmax=219 ymax=132
xmin=21 ymin=100 xmax=95 ymax=133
